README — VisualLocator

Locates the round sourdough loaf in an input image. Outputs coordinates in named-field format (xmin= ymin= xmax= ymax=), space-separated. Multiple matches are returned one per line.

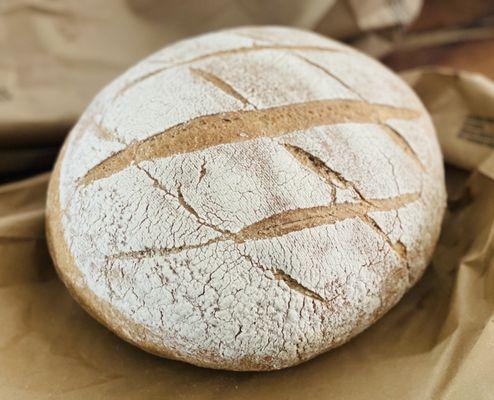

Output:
xmin=46 ymin=26 xmax=446 ymax=371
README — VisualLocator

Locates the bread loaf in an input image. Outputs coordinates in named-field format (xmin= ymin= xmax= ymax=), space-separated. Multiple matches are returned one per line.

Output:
xmin=46 ymin=26 xmax=446 ymax=371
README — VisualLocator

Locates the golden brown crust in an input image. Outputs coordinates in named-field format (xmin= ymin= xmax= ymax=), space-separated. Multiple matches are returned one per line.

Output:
xmin=47 ymin=138 xmax=439 ymax=371
xmin=79 ymin=100 xmax=420 ymax=187
xmin=45 ymin=26 xmax=446 ymax=371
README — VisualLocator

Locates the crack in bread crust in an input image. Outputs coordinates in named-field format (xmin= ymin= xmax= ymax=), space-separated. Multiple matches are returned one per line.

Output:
xmin=358 ymin=214 xmax=406 ymax=259
xmin=189 ymin=67 xmax=255 ymax=107
xmin=271 ymin=268 xmax=326 ymax=302
xmin=281 ymin=143 xmax=407 ymax=261
xmin=79 ymin=100 xmax=420 ymax=186
xmin=281 ymin=143 xmax=371 ymax=204
xmin=108 ymin=192 xmax=419 ymax=261
xmin=116 ymin=44 xmax=343 ymax=99
xmin=240 ymin=253 xmax=326 ymax=302
xmin=104 ymin=191 xmax=419 ymax=303
xmin=50 ymin=27 xmax=447 ymax=372
xmin=379 ymin=124 xmax=425 ymax=171
xmin=280 ymin=144 xmax=411 ymax=261
xmin=296 ymin=55 xmax=365 ymax=100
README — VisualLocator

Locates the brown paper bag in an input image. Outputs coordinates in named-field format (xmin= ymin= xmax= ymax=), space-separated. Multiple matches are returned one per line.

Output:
xmin=6 ymin=0 xmax=494 ymax=397
xmin=0 ymin=0 xmax=420 ymax=148
xmin=404 ymin=69 xmax=494 ymax=171
xmin=1 ymin=67 xmax=494 ymax=398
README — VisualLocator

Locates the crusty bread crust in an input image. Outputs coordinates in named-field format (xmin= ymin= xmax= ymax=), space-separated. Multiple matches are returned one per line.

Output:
xmin=46 ymin=26 xmax=446 ymax=371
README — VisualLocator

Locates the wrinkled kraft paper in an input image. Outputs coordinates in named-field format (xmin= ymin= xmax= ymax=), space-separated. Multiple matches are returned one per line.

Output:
xmin=0 ymin=0 xmax=420 ymax=179
xmin=3 ymin=1 xmax=494 ymax=399
xmin=2 ymin=72 xmax=494 ymax=400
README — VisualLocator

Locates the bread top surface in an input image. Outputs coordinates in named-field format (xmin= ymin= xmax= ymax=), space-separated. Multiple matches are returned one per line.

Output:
xmin=47 ymin=26 xmax=446 ymax=370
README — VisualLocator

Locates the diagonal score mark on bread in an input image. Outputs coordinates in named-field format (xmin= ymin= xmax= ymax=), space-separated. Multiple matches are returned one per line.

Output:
xmin=50 ymin=27 xmax=446 ymax=371
xmin=295 ymin=55 xmax=365 ymax=101
xmin=123 ymin=138 xmax=416 ymax=302
xmin=116 ymin=44 xmax=343 ymax=100
xmin=281 ymin=144 xmax=408 ymax=259
xmin=281 ymin=143 xmax=370 ymax=204
xmin=107 ymin=191 xmax=418 ymax=302
xmin=240 ymin=252 xmax=326 ymax=302
xmin=109 ymin=192 xmax=419 ymax=261
xmin=189 ymin=67 xmax=256 ymax=108
xmin=79 ymin=99 xmax=421 ymax=187
xmin=271 ymin=268 xmax=326 ymax=302
xmin=379 ymin=124 xmax=425 ymax=171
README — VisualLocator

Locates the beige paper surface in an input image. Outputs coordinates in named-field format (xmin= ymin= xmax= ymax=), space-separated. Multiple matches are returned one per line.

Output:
xmin=2 ymin=72 xmax=494 ymax=399
xmin=0 ymin=72 xmax=493 ymax=400
xmin=404 ymin=69 xmax=494 ymax=171
xmin=348 ymin=0 xmax=421 ymax=31
xmin=4 ymin=1 xmax=494 ymax=399
xmin=0 ymin=0 xmax=419 ymax=147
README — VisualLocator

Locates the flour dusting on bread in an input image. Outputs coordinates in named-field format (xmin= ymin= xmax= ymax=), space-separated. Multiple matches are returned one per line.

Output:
xmin=47 ymin=26 xmax=446 ymax=371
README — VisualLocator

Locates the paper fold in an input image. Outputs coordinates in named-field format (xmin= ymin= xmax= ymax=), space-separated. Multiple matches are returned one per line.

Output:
xmin=2 ymin=1 xmax=494 ymax=399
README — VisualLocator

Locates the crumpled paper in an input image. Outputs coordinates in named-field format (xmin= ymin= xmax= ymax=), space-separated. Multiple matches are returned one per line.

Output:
xmin=4 ymin=0 xmax=494 ymax=398
xmin=2 ymin=68 xmax=493 ymax=400
xmin=404 ymin=69 xmax=494 ymax=171
xmin=0 ymin=0 xmax=420 ymax=179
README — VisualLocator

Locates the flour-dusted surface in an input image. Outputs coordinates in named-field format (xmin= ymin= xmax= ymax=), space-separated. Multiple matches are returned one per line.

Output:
xmin=47 ymin=26 xmax=446 ymax=371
